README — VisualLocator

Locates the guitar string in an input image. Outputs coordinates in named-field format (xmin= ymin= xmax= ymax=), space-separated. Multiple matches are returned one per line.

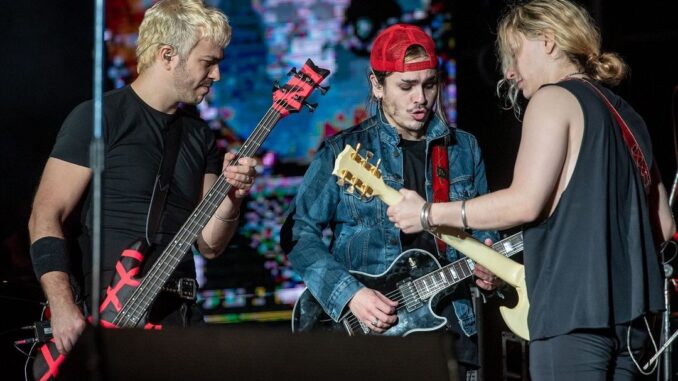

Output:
xmin=113 ymin=77 xmax=314 ymax=326
xmin=341 ymin=235 xmax=523 ymax=331
xmin=381 ymin=236 xmax=523 ymax=304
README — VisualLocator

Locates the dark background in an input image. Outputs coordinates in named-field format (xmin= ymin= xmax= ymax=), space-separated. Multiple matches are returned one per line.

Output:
xmin=2 ymin=1 xmax=678 ymax=380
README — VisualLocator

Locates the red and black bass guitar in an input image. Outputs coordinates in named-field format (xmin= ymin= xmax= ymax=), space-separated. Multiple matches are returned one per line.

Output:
xmin=32 ymin=59 xmax=330 ymax=381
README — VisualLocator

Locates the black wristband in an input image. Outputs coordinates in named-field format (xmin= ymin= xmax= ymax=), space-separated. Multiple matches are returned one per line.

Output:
xmin=30 ymin=236 xmax=71 ymax=280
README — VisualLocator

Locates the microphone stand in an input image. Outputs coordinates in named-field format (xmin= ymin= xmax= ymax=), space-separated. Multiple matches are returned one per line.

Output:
xmin=662 ymin=253 xmax=672 ymax=381
xmin=643 ymin=124 xmax=678 ymax=381
xmin=91 ymin=0 xmax=104 ymax=331
xmin=645 ymin=86 xmax=678 ymax=380
xmin=663 ymin=86 xmax=678 ymax=381
xmin=643 ymin=177 xmax=677 ymax=379
xmin=88 ymin=0 xmax=105 ymax=379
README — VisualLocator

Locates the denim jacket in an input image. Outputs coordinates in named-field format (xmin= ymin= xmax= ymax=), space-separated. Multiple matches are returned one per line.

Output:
xmin=286 ymin=113 xmax=498 ymax=336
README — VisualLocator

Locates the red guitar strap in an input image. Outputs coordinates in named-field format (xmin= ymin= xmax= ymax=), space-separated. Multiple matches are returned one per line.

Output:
xmin=577 ymin=79 xmax=652 ymax=192
xmin=431 ymin=138 xmax=450 ymax=255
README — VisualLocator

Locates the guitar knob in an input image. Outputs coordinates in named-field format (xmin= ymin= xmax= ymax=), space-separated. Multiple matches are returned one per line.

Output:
xmin=287 ymin=67 xmax=298 ymax=76
xmin=408 ymin=257 xmax=417 ymax=269
xmin=316 ymin=85 xmax=330 ymax=95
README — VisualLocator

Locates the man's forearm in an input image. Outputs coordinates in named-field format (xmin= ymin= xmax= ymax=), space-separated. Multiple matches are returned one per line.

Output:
xmin=40 ymin=271 xmax=77 ymax=308
xmin=197 ymin=199 xmax=244 ymax=258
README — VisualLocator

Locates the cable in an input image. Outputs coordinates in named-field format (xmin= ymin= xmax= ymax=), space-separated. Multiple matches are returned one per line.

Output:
xmin=629 ymin=315 xmax=659 ymax=376
xmin=23 ymin=342 xmax=38 ymax=381
xmin=20 ymin=303 xmax=47 ymax=381
xmin=660 ymin=240 xmax=678 ymax=265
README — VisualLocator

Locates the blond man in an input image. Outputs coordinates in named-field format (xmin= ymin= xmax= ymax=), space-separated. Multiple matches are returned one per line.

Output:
xmin=28 ymin=0 xmax=256 ymax=355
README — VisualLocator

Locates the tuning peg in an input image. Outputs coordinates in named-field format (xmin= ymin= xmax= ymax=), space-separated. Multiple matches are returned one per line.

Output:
xmin=373 ymin=158 xmax=382 ymax=178
xmin=358 ymin=184 xmax=369 ymax=198
xmin=272 ymin=80 xmax=281 ymax=92
xmin=316 ymin=85 xmax=330 ymax=95
xmin=287 ymin=67 xmax=298 ymax=76
xmin=303 ymin=101 xmax=318 ymax=112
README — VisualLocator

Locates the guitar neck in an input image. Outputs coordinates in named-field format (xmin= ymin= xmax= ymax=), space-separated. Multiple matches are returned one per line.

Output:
xmin=370 ymin=181 xmax=524 ymax=287
xmin=114 ymin=108 xmax=282 ymax=327
xmin=414 ymin=232 xmax=523 ymax=299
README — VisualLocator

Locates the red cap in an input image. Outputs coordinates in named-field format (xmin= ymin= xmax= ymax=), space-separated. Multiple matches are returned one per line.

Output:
xmin=370 ymin=24 xmax=438 ymax=72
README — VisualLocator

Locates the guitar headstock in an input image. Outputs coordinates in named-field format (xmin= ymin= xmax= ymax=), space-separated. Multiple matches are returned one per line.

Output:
xmin=332 ymin=144 xmax=385 ymax=199
xmin=272 ymin=59 xmax=330 ymax=118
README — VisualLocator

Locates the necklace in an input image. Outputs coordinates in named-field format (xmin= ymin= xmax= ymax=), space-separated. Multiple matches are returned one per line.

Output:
xmin=559 ymin=71 xmax=584 ymax=82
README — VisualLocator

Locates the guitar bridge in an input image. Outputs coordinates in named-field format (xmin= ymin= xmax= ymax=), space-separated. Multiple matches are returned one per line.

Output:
xmin=162 ymin=278 xmax=197 ymax=300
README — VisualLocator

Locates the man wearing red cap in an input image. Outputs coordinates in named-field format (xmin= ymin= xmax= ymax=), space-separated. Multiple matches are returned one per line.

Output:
xmin=282 ymin=24 xmax=499 ymax=379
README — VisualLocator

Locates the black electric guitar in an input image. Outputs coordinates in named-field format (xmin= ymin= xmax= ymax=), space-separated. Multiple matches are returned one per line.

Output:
xmin=32 ymin=59 xmax=330 ymax=381
xmin=292 ymin=233 xmax=523 ymax=336
xmin=293 ymin=144 xmax=530 ymax=340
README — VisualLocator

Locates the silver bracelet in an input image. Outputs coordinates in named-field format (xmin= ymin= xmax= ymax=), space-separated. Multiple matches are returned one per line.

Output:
xmin=420 ymin=202 xmax=435 ymax=232
xmin=214 ymin=210 xmax=240 ymax=223
xmin=461 ymin=199 xmax=469 ymax=230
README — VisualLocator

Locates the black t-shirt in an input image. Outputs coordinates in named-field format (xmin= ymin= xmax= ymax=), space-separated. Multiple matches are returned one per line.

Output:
xmin=399 ymin=137 xmax=476 ymax=366
xmin=51 ymin=86 xmax=221 ymax=296
xmin=399 ymin=138 xmax=437 ymax=256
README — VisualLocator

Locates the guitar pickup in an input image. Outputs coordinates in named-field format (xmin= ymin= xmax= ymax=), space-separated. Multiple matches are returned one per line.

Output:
xmin=162 ymin=278 xmax=198 ymax=301
xmin=398 ymin=281 xmax=423 ymax=312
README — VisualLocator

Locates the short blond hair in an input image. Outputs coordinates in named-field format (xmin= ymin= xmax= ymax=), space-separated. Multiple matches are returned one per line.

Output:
xmin=496 ymin=0 xmax=627 ymax=113
xmin=136 ymin=0 xmax=231 ymax=73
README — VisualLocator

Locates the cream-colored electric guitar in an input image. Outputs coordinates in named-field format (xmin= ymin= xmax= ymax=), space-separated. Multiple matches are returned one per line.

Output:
xmin=333 ymin=144 xmax=530 ymax=340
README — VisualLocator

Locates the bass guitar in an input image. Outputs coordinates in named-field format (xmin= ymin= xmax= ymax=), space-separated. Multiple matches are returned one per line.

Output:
xmin=32 ymin=59 xmax=330 ymax=381
xmin=292 ymin=232 xmax=523 ymax=336
xmin=312 ymin=144 xmax=531 ymax=340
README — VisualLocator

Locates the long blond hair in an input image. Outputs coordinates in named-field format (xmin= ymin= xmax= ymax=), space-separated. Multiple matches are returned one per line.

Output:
xmin=496 ymin=0 xmax=627 ymax=114
xmin=136 ymin=0 xmax=231 ymax=74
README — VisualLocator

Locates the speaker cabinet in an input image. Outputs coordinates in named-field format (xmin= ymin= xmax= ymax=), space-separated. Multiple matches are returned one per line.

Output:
xmin=58 ymin=326 xmax=458 ymax=381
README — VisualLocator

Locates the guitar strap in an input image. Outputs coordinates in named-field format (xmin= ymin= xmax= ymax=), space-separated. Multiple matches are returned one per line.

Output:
xmin=577 ymin=78 xmax=652 ymax=192
xmin=431 ymin=135 xmax=450 ymax=255
xmin=145 ymin=114 xmax=183 ymax=245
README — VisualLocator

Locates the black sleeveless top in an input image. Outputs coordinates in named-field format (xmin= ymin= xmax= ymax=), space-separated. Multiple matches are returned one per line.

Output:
xmin=523 ymin=79 xmax=664 ymax=340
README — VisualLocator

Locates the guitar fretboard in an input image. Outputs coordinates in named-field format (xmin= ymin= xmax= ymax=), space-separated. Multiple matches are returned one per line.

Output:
xmin=413 ymin=232 xmax=524 ymax=300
